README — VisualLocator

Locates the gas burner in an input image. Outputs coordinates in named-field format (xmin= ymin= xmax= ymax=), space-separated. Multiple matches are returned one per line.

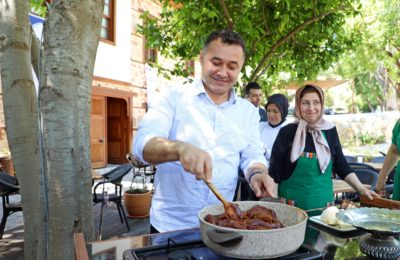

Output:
xmin=167 ymin=250 xmax=196 ymax=260
xmin=359 ymin=233 xmax=400 ymax=260
xmin=337 ymin=207 xmax=400 ymax=259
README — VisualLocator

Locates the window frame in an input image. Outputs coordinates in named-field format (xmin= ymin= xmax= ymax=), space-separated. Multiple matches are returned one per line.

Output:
xmin=143 ymin=16 xmax=158 ymax=65
xmin=100 ymin=0 xmax=115 ymax=44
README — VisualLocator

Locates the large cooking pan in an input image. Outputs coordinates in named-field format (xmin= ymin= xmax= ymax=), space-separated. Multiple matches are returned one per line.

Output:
xmin=198 ymin=201 xmax=307 ymax=259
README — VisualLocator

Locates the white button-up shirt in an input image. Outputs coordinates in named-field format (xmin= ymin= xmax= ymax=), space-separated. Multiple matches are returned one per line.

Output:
xmin=133 ymin=78 xmax=267 ymax=232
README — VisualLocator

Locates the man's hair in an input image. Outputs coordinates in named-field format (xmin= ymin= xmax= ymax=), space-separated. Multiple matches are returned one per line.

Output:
xmin=244 ymin=82 xmax=261 ymax=95
xmin=202 ymin=30 xmax=246 ymax=56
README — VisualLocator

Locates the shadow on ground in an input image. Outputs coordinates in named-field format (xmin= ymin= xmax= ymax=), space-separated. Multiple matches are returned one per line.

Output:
xmin=0 ymin=226 xmax=24 ymax=260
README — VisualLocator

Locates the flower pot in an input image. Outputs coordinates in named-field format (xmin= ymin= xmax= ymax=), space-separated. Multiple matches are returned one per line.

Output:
xmin=123 ymin=191 xmax=152 ymax=218
xmin=0 ymin=156 xmax=15 ymax=176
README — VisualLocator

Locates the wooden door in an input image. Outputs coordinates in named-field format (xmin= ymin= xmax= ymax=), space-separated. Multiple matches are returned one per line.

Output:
xmin=91 ymin=96 xmax=107 ymax=168
xmin=107 ymin=97 xmax=128 ymax=164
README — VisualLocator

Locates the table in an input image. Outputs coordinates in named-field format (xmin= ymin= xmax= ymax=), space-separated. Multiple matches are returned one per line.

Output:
xmin=332 ymin=179 xmax=371 ymax=193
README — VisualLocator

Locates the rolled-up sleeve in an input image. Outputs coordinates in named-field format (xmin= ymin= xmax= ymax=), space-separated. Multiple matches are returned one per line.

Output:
xmin=133 ymin=89 xmax=176 ymax=163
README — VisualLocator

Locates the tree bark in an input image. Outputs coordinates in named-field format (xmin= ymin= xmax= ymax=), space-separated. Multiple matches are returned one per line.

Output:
xmin=0 ymin=0 xmax=46 ymax=259
xmin=39 ymin=1 xmax=103 ymax=259
xmin=0 ymin=0 xmax=103 ymax=259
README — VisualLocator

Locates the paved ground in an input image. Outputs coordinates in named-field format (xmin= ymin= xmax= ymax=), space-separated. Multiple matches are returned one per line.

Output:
xmin=0 ymin=165 xmax=152 ymax=259
xmin=1 ymin=165 xmax=145 ymax=234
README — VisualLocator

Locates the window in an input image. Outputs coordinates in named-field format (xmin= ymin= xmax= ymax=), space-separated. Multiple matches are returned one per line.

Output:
xmin=143 ymin=16 xmax=158 ymax=64
xmin=144 ymin=39 xmax=158 ymax=64
xmin=185 ymin=60 xmax=195 ymax=77
xmin=101 ymin=0 xmax=115 ymax=42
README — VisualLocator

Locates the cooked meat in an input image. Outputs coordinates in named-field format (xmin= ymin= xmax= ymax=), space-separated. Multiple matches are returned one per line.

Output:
xmin=205 ymin=205 xmax=284 ymax=230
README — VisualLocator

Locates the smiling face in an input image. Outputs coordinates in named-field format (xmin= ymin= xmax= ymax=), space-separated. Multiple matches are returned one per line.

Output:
xmin=200 ymin=39 xmax=244 ymax=104
xmin=300 ymin=92 xmax=322 ymax=124
xmin=266 ymin=103 xmax=282 ymax=125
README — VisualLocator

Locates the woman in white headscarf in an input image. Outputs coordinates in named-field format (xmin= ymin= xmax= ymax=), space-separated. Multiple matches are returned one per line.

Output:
xmin=268 ymin=85 xmax=377 ymax=213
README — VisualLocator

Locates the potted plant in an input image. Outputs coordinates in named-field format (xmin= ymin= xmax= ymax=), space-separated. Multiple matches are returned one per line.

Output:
xmin=123 ymin=153 xmax=153 ymax=218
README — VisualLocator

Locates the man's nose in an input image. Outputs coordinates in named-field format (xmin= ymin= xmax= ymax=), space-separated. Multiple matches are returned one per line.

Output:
xmin=217 ymin=65 xmax=228 ymax=77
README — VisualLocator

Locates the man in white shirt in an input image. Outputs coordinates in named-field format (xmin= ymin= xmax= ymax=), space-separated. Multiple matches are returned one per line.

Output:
xmin=133 ymin=30 xmax=277 ymax=233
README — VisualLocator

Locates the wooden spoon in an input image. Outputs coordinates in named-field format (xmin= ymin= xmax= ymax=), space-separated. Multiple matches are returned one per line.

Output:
xmin=203 ymin=179 xmax=243 ymax=220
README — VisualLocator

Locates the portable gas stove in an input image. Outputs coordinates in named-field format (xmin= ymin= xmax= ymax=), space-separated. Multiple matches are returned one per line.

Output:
xmin=122 ymin=228 xmax=322 ymax=260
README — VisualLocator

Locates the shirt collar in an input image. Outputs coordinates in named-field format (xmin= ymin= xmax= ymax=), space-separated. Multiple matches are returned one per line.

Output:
xmin=194 ymin=78 xmax=238 ymax=105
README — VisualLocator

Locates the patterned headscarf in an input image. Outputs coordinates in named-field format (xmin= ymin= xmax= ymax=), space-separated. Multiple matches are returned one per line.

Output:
xmin=291 ymin=85 xmax=335 ymax=174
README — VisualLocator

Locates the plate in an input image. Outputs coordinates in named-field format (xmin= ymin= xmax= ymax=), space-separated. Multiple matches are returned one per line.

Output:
xmin=309 ymin=216 xmax=355 ymax=232
xmin=308 ymin=215 xmax=365 ymax=238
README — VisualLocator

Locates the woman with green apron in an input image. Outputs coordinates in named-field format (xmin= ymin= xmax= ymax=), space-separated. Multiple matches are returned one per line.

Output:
xmin=376 ymin=119 xmax=400 ymax=200
xmin=269 ymin=84 xmax=377 ymax=214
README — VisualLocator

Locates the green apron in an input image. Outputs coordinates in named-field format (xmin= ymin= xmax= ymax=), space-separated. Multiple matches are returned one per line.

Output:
xmin=393 ymin=161 xmax=400 ymax=200
xmin=392 ymin=120 xmax=400 ymax=200
xmin=278 ymin=152 xmax=334 ymax=215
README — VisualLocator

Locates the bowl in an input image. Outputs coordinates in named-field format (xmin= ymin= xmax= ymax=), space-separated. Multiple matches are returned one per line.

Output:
xmin=198 ymin=201 xmax=307 ymax=259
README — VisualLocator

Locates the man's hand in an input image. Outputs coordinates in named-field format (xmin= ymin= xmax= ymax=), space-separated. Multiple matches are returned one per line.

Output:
xmin=246 ymin=164 xmax=277 ymax=198
xmin=177 ymin=142 xmax=213 ymax=182
xmin=250 ymin=173 xmax=277 ymax=198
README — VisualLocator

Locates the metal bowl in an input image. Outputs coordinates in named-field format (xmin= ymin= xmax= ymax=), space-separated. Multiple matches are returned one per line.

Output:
xmin=337 ymin=207 xmax=400 ymax=259
xmin=336 ymin=207 xmax=400 ymax=236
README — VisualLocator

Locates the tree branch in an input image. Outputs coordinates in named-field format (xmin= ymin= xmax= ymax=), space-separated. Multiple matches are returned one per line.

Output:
xmin=218 ymin=0 xmax=233 ymax=30
xmin=250 ymin=8 xmax=346 ymax=81
xmin=261 ymin=2 xmax=271 ymax=35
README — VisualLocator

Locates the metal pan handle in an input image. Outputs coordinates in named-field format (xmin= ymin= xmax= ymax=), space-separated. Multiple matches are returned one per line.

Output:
xmin=206 ymin=229 xmax=243 ymax=247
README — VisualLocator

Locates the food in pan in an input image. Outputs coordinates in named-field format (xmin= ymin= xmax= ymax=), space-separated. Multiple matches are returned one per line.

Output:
xmin=204 ymin=205 xmax=284 ymax=230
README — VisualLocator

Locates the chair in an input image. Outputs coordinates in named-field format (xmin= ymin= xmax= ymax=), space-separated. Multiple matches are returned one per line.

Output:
xmin=371 ymin=156 xmax=396 ymax=185
xmin=344 ymin=155 xmax=357 ymax=163
xmin=342 ymin=168 xmax=379 ymax=202
xmin=126 ymin=153 xmax=156 ymax=189
xmin=92 ymin=163 xmax=133 ymax=235
xmin=0 ymin=171 xmax=22 ymax=239
xmin=371 ymin=156 xmax=385 ymax=163
xmin=353 ymin=168 xmax=379 ymax=191
xmin=348 ymin=162 xmax=378 ymax=173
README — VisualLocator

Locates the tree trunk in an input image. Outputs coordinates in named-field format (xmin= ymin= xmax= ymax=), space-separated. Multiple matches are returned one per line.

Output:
xmin=0 ymin=1 xmax=46 ymax=258
xmin=39 ymin=1 xmax=103 ymax=259
xmin=0 ymin=0 xmax=103 ymax=259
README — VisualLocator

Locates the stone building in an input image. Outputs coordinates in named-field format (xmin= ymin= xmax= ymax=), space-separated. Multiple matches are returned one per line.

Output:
xmin=0 ymin=1 xmax=198 ymax=170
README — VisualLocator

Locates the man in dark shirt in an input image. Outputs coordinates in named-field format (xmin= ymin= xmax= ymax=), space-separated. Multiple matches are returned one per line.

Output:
xmin=244 ymin=82 xmax=267 ymax=122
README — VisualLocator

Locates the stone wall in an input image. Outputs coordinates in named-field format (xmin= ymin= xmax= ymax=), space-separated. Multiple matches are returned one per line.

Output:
xmin=327 ymin=111 xmax=400 ymax=157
